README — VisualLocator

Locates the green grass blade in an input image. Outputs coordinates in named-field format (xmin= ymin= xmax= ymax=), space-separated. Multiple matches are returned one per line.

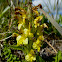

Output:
xmin=0 ymin=6 xmax=10 ymax=18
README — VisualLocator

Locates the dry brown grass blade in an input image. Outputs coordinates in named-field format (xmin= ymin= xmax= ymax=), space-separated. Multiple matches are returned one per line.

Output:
xmin=44 ymin=40 xmax=57 ymax=54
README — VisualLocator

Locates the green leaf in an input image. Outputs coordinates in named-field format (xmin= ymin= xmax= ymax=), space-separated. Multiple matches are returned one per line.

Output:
xmin=54 ymin=51 xmax=62 ymax=62
xmin=8 ymin=45 xmax=24 ymax=51
xmin=5 ymin=55 xmax=9 ymax=58
xmin=7 ymin=57 xmax=12 ymax=62
xmin=13 ymin=56 xmax=16 ymax=60
xmin=17 ymin=58 xmax=19 ymax=60
xmin=0 ymin=6 xmax=10 ymax=18
xmin=22 ymin=60 xmax=27 ymax=62
xmin=5 ymin=53 xmax=10 ymax=58
xmin=10 ymin=54 xmax=13 ymax=57
xmin=4 ymin=51 xmax=8 ymax=55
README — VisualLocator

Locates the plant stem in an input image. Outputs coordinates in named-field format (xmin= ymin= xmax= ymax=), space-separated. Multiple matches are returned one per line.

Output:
xmin=44 ymin=40 xmax=57 ymax=54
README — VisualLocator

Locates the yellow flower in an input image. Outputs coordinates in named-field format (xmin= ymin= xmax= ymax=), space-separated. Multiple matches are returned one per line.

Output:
xmin=43 ymin=23 xmax=48 ymax=28
xmin=23 ymin=28 xmax=29 ymax=37
xmin=16 ymin=35 xmax=28 ymax=46
xmin=36 ymin=39 xmax=41 ymax=44
xmin=33 ymin=10 xmax=39 ymax=15
xmin=12 ymin=33 xmax=19 ymax=37
xmin=16 ymin=35 xmax=22 ymax=46
xmin=30 ymin=49 xmax=35 ymax=54
xmin=36 ymin=23 xmax=48 ymax=36
xmin=25 ymin=49 xmax=36 ymax=62
xmin=29 ymin=32 xmax=34 ymax=37
xmin=17 ymin=16 xmax=23 ymax=24
xmin=15 ymin=7 xmax=26 ymax=14
xmin=33 ymin=39 xmax=41 ymax=52
xmin=17 ymin=14 xmax=26 ymax=30
xmin=40 ymin=23 xmax=48 ymax=30
xmin=23 ymin=28 xmax=34 ymax=37
xmin=38 ymin=35 xmax=44 ymax=41
xmin=23 ymin=38 xmax=28 ymax=44
xmin=25 ymin=54 xmax=36 ymax=62
xmin=17 ymin=15 xmax=26 ymax=30
xmin=18 ymin=23 xmax=23 ymax=30
xmin=37 ymin=46 xmax=40 ymax=52
xmin=22 ymin=15 xmax=26 ymax=23
xmin=32 ymin=42 xmax=37 ymax=49
xmin=34 ymin=16 xmax=43 ymax=28
xmin=25 ymin=54 xmax=30 ymax=61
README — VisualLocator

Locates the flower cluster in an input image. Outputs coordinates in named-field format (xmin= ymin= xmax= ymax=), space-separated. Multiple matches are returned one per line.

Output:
xmin=34 ymin=16 xmax=43 ymax=28
xmin=16 ymin=35 xmax=28 ymax=46
xmin=25 ymin=49 xmax=36 ymax=62
xmin=33 ymin=35 xmax=44 ymax=52
xmin=13 ymin=7 xmax=48 ymax=62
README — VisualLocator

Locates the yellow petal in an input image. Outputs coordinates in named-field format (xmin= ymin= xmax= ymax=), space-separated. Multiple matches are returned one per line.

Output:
xmin=34 ymin=16 xmax=43 ymax=28
xmin=29 ymin=33 xmax=34 ymax=37
xmin=16 ymin=35 xmax=21 ymax=42
xmin=22 ymin=15 xmax=26 ymax=18
xmin=18 ymin=23 xmax=23 ymax=30
xmin=25 ymin=49 xmax=36 ymax=62
xmin=23 ymin=38 xmax=28 ymax=44
xmin=16 ymin=35 xmax=23 ymax=46
xmin=37 ymin=32 xmax=39 ymax=35
xmin=17 ymin=40 xmax=23 ymax=46
xmin=33 ymin=10 xmax=39 ymax=15
xmin=34 ymin=16 xmax=43 ymax=23
xmin=37 ymin=47 xmax=40 ymax=52
xmin=34 ymin=25 xmax=37 ymax=28
xmin=38 ymin=35 xmax=44 ymax=41
xmin=36 ymin=39 xmax=41 ymax=44
xmin=24 ymin=28 xmax=29 ymax=37
xmin=12 ymin=33 xmax=19 ymax=37
xmin=22 ymin=15 xmax=26 ymax=23
xmin=30 ymin=56 xmax=36 ymax=61
xmin=30 ymin=49 xmax=35 ymax=54
xmin=25 ymin=55 xmax=30 ymax=61
xmin=33 ymin=42 xmax=37 ymax=49
xmin=33 ymin=57 xmax=36 ymax=61
xmin=43 ymin=23 xmax=48 ymax=28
